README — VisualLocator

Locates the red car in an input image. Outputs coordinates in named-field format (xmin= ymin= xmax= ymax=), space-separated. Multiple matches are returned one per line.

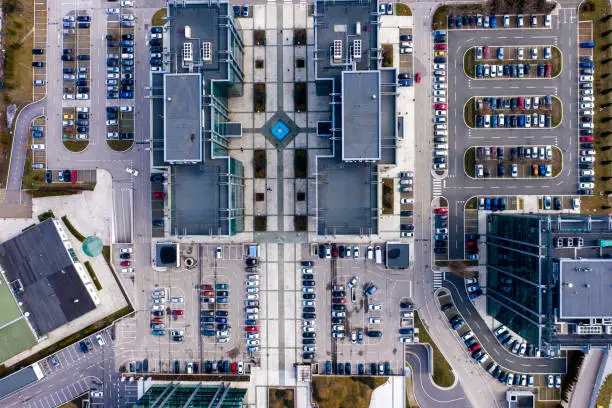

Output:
xmin=151 ymin=317 xmax=163 ymax=323
xmin=545 ymin=64 xmax=551 ymax=77
xmin=517 ymin=97 xmax=524 ymax=110
xmin=483 ymin=45 xmax=489 ymax=59
xmin=202 ymin=291 xmax=214 ymax=297
xmin=172 ymin=310 xmax=184 ymax=316
xmin=245 ymin=326 xmax=258 ymax=332
xmin=434 ymin=208 xmax=448 ymax=214
xmin=332 ymin=298 xmax=346 ymax=304
xmin=153 ymin=192 xmax=166 ymax=199
xmin=466 ymin=240 xmax=477 ymax=247
xmin=468 ymin=343 xmax=481 ymax=352
xmin=415 ymin=73 xmax=421 ymax=83
xmin=201 ymin=284 xmax=213 ymax=290
xmin=434 ymin=103 xmax=448 ymax=110
xmin=120 ymin=261 xmax=131 ymax=266
xmin=71 ymin=170 xmax=77 ymax=183
xmin=331 ymin=243 xmax=338 ymax=258
xmin=230 ymin=362 xmax=238 ymax=374
xmin=580 ymin=136 xmax=594 ymax=142
xmin=434 ymin=44 xmax=446 ymax=51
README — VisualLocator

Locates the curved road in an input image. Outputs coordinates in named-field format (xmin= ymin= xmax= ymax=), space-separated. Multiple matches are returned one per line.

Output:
xmin=443 ymin=274 xmax=566 ymax=374
xmin=405 ymin=344 xmax=472 ymax=408
xmin=6 ymin=98 xmax=46 ymax=193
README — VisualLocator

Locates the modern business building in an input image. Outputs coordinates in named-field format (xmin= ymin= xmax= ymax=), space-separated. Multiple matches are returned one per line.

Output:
xmin=486 ymin=213 xmax=612 ymax=349
xmin=133 ymin=382 xmax=247 ymax=407
xmin=150 ymin=1 xmax=245 ymax=237
xmin=313 ymin=0 xmax=399 ymax=236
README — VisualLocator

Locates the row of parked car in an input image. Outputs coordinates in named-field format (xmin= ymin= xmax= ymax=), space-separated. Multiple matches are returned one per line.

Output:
xmin=200 ymin=283 xmax=231 ymax=342
xmin=106 ymin=30 xmax=135 ymax=99
xmin=477 ymin=45 xmax=551 ymax=62
xmin=149 ymin=27 xmax=164 ymax=71
xmin=476 ymin=95 xmax=552 ymax=113
xmin=577 ymin=55 xmax=596 ymax=196
xmin=324 ymin=360 xmax=391 ymax=376
xmin=475 ymin=111 xmax=552 ymax=128
xmin=299 ymin=260 xmax=317 ymax=358
xmin=476 ymin=62 xmax=551 ymax=79
xmin=432 ymin=31 xmax=448 ymax=170
xmin=433 ymin=209 xmax=448 ymax=255
xmin=449 ymin=14 xmax=551 ymax=29
xmin=243 ymin=257 xmax=260 ymax=351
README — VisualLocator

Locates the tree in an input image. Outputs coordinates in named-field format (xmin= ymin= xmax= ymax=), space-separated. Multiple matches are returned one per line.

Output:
xmin=601 ymin=14 xmax=612 ymax=22
xmin=603 ymin=30 xmax=612 ymax=37
xmin=602 ymin=146 xmax=611 ymax=151
xmin=601 ymin=117 xmax=612 ymax=123
xmin=603 ymin=58 xmax=612 ymax=64
xmin=602 ymin=89 xmax=612 ymax=94
xmin=601 ymin=131 xmax=612 ymax=137
xmin=602 ymin=44 xmax=612 ymax=52
xmin=601 ymin=102 xmax=612 ymax=108
xmin=602 ymin=73 xmax=611 ymax=79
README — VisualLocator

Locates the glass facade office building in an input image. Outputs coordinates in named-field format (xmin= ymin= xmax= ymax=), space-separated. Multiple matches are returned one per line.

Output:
xmin=486 ymin=214 xmax=553 ymax=347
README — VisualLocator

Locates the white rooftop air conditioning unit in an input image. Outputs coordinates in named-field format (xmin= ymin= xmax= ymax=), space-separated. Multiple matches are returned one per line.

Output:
xmin=185 ymin=25 xmax=192 ymax=39
xmin=353 ymin=39 xmax=362 ymax=60
xmin=183 ymin=42 xmax=193 ymax=63
xmin=333 ymin=40 xmax=342 ymax=61
xmin=202 ymin=42 xmax=212 ymax=62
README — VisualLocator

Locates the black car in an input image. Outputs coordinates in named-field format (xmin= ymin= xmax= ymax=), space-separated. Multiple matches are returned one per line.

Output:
xmin=121 ymin=79 xmax=134 ymax=85
xmin=331 ymin=317 xmax=345 ymax=324
xmin=318 ymin=244 xmax=326 ymax=258
xmin=151 ymin=26 xmax=163 ymax=33
xmin=303 ymin=293 xmax=315 ymax=300
xmin=61 ymin=54 xmax=74 ymax=61
xmin=76 ymin=15 xmax=91 ymax=22
xmin=77 ymin=87 xmax=89 ymax=93
xmin=149 ymin=38 xmax=162 ymax=46
xmin=332 ymin=291 xmax=345 ymax=297
xmin=332 ymin=304 xmax=346 ymax=311
xmin=301 ymin=260 xmax=313 ymax=267
xmin=303 ymin=313 xmax=316 ymax=320
xmin=497 ymin=163 xmax=505 ymax=177
xmin=79 ymin=341 xmax=88 ymax=353
xmin=302 ymin=338 xmax=315 ymax=345
xmin=45 ymin=170 xmax=52 ymax=183
xmin=33 ymin=61 xmax=45 ymax=67
xmin=150 ymin=46 xmax=163 ymax=53
xmin=303 ymin=307 xmax=315 ymax=313
xmin=434 ymin=247 xmax=447 ymax=254
xmin=302 ymin=332 xmax=316 ymax=338
xmin=75 ymin=80 xmax=87 ymax=86
xmin=32 ymin=48 xmax=44 ymax=55
xmin=77 ymin=113 xmax=88 ymax=119
xmin=122 ymin=33 xmax=134 ymax=40
xmin=63 ymin=170 xmax=71 ymax=182
xmin=338 ymin=245 xmax=345 ymax=258
xmin=78 ymin=22 xmax=90 ymax=29
xmin=120 ymin=253 xmax=130 ymax=259
xmin=174 ymin=360 xmax=180 ymax=373
xmin=553 ymin=197 xmax=561 ymax=210
xmin=303 ymin=353 xmax=315 ymax=360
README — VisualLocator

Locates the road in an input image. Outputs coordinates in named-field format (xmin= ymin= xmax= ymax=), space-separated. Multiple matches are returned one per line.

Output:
xmin=442 ymin=9 xmax=580 ymax=259
xmin=443 ymin=275 xmax=567 ymax=374
xmin=405 ymin=344 xmax=472 ymax=408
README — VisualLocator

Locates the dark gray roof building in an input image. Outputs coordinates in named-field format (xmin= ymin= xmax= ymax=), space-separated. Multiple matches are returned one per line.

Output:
xmin=0 ymin=365 xmax=43 ymax=399
xmin=163 ymin=74 xmax=203 ymax=163
xmin=385 ymin=242 xmax=410 ymax=269
xmin=342 ymin=71 xmax=381 ymax=161
xmin=0 ymin=219 xmax=97 ymax=336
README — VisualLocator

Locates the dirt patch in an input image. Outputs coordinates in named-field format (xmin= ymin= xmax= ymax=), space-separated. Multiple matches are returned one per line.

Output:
xmin=254 ymin=149 xmax=267 ymax=178
xmin=294 ymin=29 xmax=307 ymax=45
xmin=63 ymin=140 xmax=89 ymax=153
xmin=294 ymin=215 xmax=307 ymax=232
xmin=254 ymin=30 xmax=266 ymax=46
xmin=295 ymin=82 xmax=307 ymax=112
xmin=254 ymin=216 xmax=267 ymax=232
xmin=382 ymin=178 xmax=394 ymax=215
xmin=381 ymin=44 xmax=393 ymax=68
xmin=311 ymin=377 xmax=387 ymax=408
xmin=269 ymin=388 xmax=295 ymax=408
xmin=254 ymin=83 xmax=266 ymax=112
xmin=294 ymin=149 xmax=307 ymax=178
xmin=107 ymin=140 xmax=133 ymax=152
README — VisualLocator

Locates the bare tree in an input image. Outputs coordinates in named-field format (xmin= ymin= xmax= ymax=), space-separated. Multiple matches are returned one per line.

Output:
xmin=448 ymin=260 xmax=478 ymax=278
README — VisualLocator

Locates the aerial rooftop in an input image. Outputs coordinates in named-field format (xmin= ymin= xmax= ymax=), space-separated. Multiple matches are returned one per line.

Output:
xmin=558 ymin=258 xmax=612 ymax=319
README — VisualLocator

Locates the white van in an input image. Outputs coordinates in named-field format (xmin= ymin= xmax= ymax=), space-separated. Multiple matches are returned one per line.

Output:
xmin=434 ymin=130 xmax=448 ymax=136
xmin=374 ymin=246 xmax=382 ymax=264
xmin=435 ymin=144 xmax=448 ymax=149
xmin=434 ymin=150 xmax=448 ymax=156
xmin=434 ymin=124 xmax=447 ymax=130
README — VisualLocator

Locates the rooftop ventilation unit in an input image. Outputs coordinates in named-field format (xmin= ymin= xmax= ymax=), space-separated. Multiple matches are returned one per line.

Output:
xmin=183 ymin=42 xmax=193 ymax=62
xmin=353 ymin=40 xmax=362 ymax=59
xmin=333 ymin=40 xmax=342 ymax=61
xmin=202 ymin=42 xmax=212 ymax=62
xmin=185 ymin=25 xmax=192 ymax=39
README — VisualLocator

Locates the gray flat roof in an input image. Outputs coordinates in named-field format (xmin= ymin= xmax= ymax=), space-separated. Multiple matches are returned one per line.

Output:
xmin=0 ymin=366 xmax=39 ymax=399
xmin=163 ymin=74 xmax=203 ymax=163
xmin=0 ymin=219 xmax=96 ymax=335
xmin=342 ymin=71 xmax=381 ymax=161
xmin=386 ymin=243 xmax=410 ymax=269
xmin=559 ymin=258 xmax=612 ymax=319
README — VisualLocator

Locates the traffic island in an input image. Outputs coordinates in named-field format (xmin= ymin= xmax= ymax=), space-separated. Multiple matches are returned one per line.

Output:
xmin=152 ymin=8 xmax=167 ymax=26
xmin=311 ymin=377 xmax=388 ymax=408
xmin=107 ymin=139 xmax=133 ymax=152
xmin=464 ymin=95 xmax=563 ymax=129
xmin=463 ymin=46 xmax=563 ymax=80
xmin=464 ymin=147 xmax=476 ymax=177
xmin=413 ymin=311 xmax=455 ymax=388
xmin=63 ymin=140 xmax=88 ymax=153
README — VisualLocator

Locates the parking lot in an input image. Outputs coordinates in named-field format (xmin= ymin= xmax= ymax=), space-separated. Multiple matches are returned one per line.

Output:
xmin=439 ymin=10 xmax=581 ymax=259
xmin=309 ymin=244 xmax=413 ymax=375
xmin=105 ymin=8 xmax=135 ymax=102
xmin=30 ymin=116 xmax=46 ymax=170
xmin=61 ymin=12 xmax=91 ymax=101
xmin=471 ymin=145 xmax=561 ymax=179
xmin=32 ymin=0 xmax=47 ymax=100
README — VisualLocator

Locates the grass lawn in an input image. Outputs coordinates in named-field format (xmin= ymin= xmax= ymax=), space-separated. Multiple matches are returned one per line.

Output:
xmin=551 ymin=96 xmax=562 ymax=127
xmin=268 ymin=388 xmax=294 ymax=408
xmin=0 ymin=0 xmax=36 ymax=187
xmin=151 ymin=8 xmax=167 ymax=26
xmin=27 ymin=189 xmax=80 ymax=198
xmin=107 ymin=140 xmax=133 ymax=152
xmin=579 ymin=0 xmax=612 ymax=213
xmin=254 ymin=83 xmax=266 ymax=112
xmin=0 ymin=275 xmax=25 ymax=326
xmin=0 ymin=318 xmax=37 ymax=362
xmin=551 ymin=47 xmax=563 ymax=78
xmin=22 ymin=147 xmax=45 ymax=189
xmin=463 ymin=48 xmax=475 ymax=78
xmin=413 ymin=311 xmax=455 ymax=388
xmin=395 ymin=3 xmax=412 ymax=16
xmin=254 ymin=150 xmax=266 ymax=178
xmin=61 ymin=215 xmax=86 ymax=242
xmin=311 ymin=377 xmax=387 ymax=408
xmin=464 ymin=97 xmax=476 ymax=127
xmin=63 ymin=140 xmax=88 ymax=153
xmin=84 ymin=261 xmax=102 ymax=290
xmin=464 ymin=147 xmax=476 ymax=177
xmin=382 ymin=44 xmax=393 ymax=68
xmin=596 ymin=374 xmax=612 ymax=408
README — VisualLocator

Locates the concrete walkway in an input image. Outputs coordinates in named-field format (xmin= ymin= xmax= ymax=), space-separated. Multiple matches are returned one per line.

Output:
xmin=569 ymin=349 xmax=604 ymax=408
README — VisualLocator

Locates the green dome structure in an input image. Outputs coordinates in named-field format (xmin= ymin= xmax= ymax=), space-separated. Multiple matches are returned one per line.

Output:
xmin=82 ymin=236 xmax=103 ymax=257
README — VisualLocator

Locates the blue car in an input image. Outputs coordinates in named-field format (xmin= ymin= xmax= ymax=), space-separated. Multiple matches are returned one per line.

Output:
xmin=325 ymin=361 xmax=332 ymax=374
xmin=337 ymin=362 xmax=344 ymax=375
xmin=580 ymin=41 xmax=595 ymax=48
xmin=434 ymin=57 xmax=446 ymax=63
xmin=150 ymin=174 xmax=165 ymax=182
xmin=490 ymin=14 xmax=496 ymax=28
xmin=245 ymin=319 xmax=257 ymax=326
xmin=201 ymin=330 xmax=216 ymax=336
xmin=233 ymin=5 xmax=240 ymax=16
xmin=45 ymin=170 xmax=52 ymax=183
xmin=216 ymin=310 xmax=228 ymax=317
xmin=152 ymin=329 xmax=166 ymax=336
xmin=217 ymin=297 xmax=229 ymax=303
xmin=345 ymin=363 xmax=351 ymax=375
xmin=215 ymin=317 xmax=227 ymax=323
xmin=120 ymin=92 xmax=133 ymax=99
xmin=451 ymin=320 xmax=464 ymax=330
xmin=152 ymin=220 xmax=164 ymax=227
xmin=358 ymin=363 xmax=365 ymax=375
xmin=456 ymin=15 xmax=462 ymax=28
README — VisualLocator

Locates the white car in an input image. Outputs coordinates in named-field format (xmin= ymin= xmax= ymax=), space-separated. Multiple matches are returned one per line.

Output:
xmin=170 ymin=330 xmax=184 ymax=336
xmin=580 ymin=182 xmax=595 ymax=189
xmin=582 ymin=89 xmax=593 ymax=96
xmin=238 ymin=361 xmax=244 ymax=374
xmin=121 ymin=268 xmax=133 ymax=273
xmin=433 ymin=84 xmax=446 ymax=90
xmin=503 ymin=15 xmax=510 ymax=27
xmin=247 ymin=339 xmax=260 ymax=345
xmin=580 ymin=75 xmax=594 ymax=82
xmin=511 ymin=163 xmax=518 ymax=178
xmin=303 ymin=327 xmax=315 ymax=333
xmin=434 ymin=97 xmax=446 ymax=103
xmin=247 ymin=294 xmax=259 ymax=300
xmin=475 ymin=47 xmax=483 ymax=60
xmin=246 ymin=287 xmax=259 ymax=294
xmin=544 ymin=47 xmax=551 ymax=59
xmin=400 ymin=337 xmax=413 ymax=343
xmin=108 ymin=73 xmax=120 ymax=79
xmin=152 ymin=305 xmax=164 ymax=311
xmin=581 ymin=149 xmax=596 ymax=156
xmin=347 ymin=276 xmax=358 ymax=288
xmin=531 ymin=47 xmax=538 ymax=59
xmin=353 ymin=247 xmax=359 ymax=258
xmin=434 ymin=90 xmax=446 ymax=96
xmin=368 ymin=304 xmax=382 ymax=311
xmin=581 ymin=169 xmax=594 ymax=176
xmin=369 ymin=317 xmax=381 ymax=324
xmin=517 ymin=47 xmax=524 ymax=60
xmin=121 ymin=14 xmax=134 ymax=20
xmin=125 ymin=167 xmax=139 ymax=176
xmin=400 ymin=198 xmax=414 ymax=204
xmin=580 ymin=156 xmax=595 ymax=162
xmin=151 ymin=33 xmax=163 ymax=39
xmin=246 ymin=280 xmax=259 ymax=287
xmin=106 ymin=8 xmax=119 ymax=14
xmin=31 ymin=144 xmax=45 ymax=150
xmin=76 ymin=107 xmax=89 ymax=113
xmin=545 ymin=15 xmax=551 ymax=27
xmin=120 ymin=106 xmax=133 ymax=112
xmin=581 ymin=96 xmax=594 ymax=102
xmin=91 ymin=391 xmax=103 ymax=398
xmin=121 ymin=0 xmax=134 ymax=6
xmin=76 ymin=134 xmax=88 ymax=140
xmin=547 ymin=375 xmax=554 ymax=388
xmin=303 ymin=300 xmax=315 ymax=306
xmin=152 ymin=298 xmax=164 ymax=304
xmin=96 ymin=334 xmax=106 ymax=346
xmin=434 ymin=64 xmax=446 ymax=70
xmin=580 ymin=102 xmax=594 ymax=109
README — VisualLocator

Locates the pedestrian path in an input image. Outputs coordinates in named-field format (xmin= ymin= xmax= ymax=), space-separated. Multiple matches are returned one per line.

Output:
xmin=432 ymin=179 xmax=442 ymax=197
xmin=433 ymin=270 xmax=443 ymax=289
